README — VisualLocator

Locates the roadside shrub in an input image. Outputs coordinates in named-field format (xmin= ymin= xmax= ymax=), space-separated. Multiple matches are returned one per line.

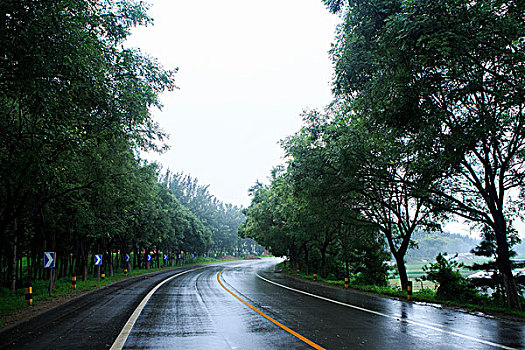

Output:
xmin=415 ymin=288 xmax=436 ymax=298
xmin=423 ymin=253 xmax=480 ymax=303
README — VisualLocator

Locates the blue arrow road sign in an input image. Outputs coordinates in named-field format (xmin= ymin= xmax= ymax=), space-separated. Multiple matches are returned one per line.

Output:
xmin=164 ymin=254 xmax=167 ymax=260
xmin=126 ymin=254 xmax=130 ymax=262
xmin=147 ymin=255 xmax=151 ymax=261
xmin=94 ymin=254 xmax=102 ymax=265
xmin=44 ymin=252 xmax=55 ymax=268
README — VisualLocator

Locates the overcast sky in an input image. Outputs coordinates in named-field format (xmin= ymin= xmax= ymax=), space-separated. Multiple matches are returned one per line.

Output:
xmin=126 ymin=0 xmax=340 ymax=207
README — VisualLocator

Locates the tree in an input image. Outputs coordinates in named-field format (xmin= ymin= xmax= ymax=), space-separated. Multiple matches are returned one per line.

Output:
xmin=424 ymin=253 xmax=479 ymax=302
xmin=332 ymin=0 xmax=525 ymax=310
xmin=0 ymin=0 xmax=175 ymax=289
xmin=283 ymin=110 xmax=438 ymax=289
xmin=166 ymin=172 xmax=248 ymax=255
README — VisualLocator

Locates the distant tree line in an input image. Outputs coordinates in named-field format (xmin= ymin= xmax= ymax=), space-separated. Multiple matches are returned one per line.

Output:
xmin=0 ymin=0 xmax=252 ymax=291
xmin=406 ymin=232 xmax=479 ymax=260
xmin=241 ymin=0 xmax=525 ymax=310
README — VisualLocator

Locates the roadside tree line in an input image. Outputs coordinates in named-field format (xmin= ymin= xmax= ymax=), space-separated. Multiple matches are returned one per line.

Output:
xmin=0 ymin=0 xmax=252 ymax=291
xmin=241 ymin=0 xmax=525 ymax=310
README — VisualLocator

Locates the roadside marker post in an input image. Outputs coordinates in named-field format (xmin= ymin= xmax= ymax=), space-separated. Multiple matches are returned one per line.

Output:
xmin=296 ymin=268 xmax=300 ymax=276
xmin=407 ymin=281 xmax=413 ymax=301
xmin=44 ymin=252 xmax=56 ymax=296
xmin=101 ymin=273 xmax=105 ymax=280
xmin=125 ymin=253 xmax=131 ymax=273
xmin=72 ymin=274 xmax=76 ymax=290
xmin=344 ymin=277 xmax=349 ymax=289
xmin=25 ymin=281 xmax=33 ymax=306
xmin=313 ymin=274 xmax=317 ymax=281
xmin=95 ymin=254 xmax=102 ymax=280
xmin=256 ymin=272 xmax=517 ymax=350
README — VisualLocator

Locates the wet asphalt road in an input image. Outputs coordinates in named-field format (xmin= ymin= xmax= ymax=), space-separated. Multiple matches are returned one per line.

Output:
xmin=122 ymin=258 xmax=525 ymax=349
xmin=0 ymin=265 xmax=206 ymax=350
xmin=1 ymin=258 xmax=524 ymax=349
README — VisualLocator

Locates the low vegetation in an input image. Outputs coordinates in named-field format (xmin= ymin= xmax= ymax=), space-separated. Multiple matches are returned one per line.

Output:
xmin=278 ymin=261 xmax=525 ymax=319
xmin=0 ymin=255 xmax=244 ymax=328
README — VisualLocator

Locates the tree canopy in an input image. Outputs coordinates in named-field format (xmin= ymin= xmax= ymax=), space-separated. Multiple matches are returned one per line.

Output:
xmin=0 ymin=0 xmax=254 ymax=291
xmin=242 ymin=0 xmax=525 ymax=310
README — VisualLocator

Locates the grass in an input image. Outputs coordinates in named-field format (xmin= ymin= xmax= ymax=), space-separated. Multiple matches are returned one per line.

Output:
xmin=401 ymin=257 xmax=489 ymax=279
xmin=0 ymin=256 xmax=241 ymax=328
xmin=280 ymin=263 xmax=525 ymax=319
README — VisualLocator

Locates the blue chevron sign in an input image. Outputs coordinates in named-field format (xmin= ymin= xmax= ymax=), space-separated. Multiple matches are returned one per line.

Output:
xmin=94 ymin=254 xmax=102 ymax=266
xmin=44 ymin=252 xmax=55 ymax=268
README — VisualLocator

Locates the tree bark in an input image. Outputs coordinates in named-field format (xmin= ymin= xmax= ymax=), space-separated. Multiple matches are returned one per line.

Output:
xmin=303 ymin=243 xmax=309 ymax=275
xmin=320 ymin=247 xmax=327 ymax=279
xmin=80 ymin=242 xmax=88 ymax=281
xmin=494 ymin=215 xmax=522 ymax=310
xmin=394 ymin=253 xmax=408 ymax=290
xmin=10 ymin=234 xmax=17 ymax=291
xmin=108 ymin=247 xmax=114 ymax=277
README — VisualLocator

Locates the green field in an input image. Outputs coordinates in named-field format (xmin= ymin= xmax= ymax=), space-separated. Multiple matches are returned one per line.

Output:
xmin=387 ymin=257 xmax=495 ymax=292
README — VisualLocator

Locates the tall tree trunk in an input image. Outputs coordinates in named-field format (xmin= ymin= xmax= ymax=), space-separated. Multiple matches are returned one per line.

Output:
xmin=494 ymin=216 xmax=522 ymax=311
xmin=384 ymin=226 xmax=410 ymax=291
xmin=108 ymin=248 xmax=114 ymax=277
xmin=303 ymin=243 xmax=309 ymax=275
xmin=0 ymin=246 xmax=4 ymax=286
xmin=394 ymin=253 xmax=408 ymax=291
xmin=133 ymin=243 xmax=138 ymax=270
xmin=80 ymin=242 xmax=88 ymax=281
xmin=10 ymin=234 xmax=17 ymax=291
xmin=64 ymin=253 xmax=69 ymax=278
xmin=27 ymin=247 xmax=32 ymax=282
xmin=289 ymin=243 xmax=298 ymax=269
xmin=17 ymin=254 xmax=21 ymax=285
xmin=37 ymin=250 xmax=43 ymax=280
xmin=320 ymin=247 xmax=327 ymax=279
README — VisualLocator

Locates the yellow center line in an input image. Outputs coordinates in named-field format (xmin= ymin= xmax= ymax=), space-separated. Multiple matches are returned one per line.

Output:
xmin=217 ymin=267 xmax=326 ymax=350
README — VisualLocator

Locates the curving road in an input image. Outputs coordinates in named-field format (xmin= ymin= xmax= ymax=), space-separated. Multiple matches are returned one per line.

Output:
xmin=118 ymin=258 xmax=524 ymax=349
xmin=1 ymin=258 xmax=524 ymax=349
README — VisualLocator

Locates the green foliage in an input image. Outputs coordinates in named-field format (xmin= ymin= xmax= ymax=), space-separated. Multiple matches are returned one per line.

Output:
xmin=166 ymin=172 xmax=251 ymax=254
xmin=0 ymin=0 xmax=252 ymax=291
xmin=345 ymin=224 xmax=390 ymax=286
xmin=424 ymin=253 xmax=480 ymax=303
xmin=407 ymin=231 xmax=479 ymax=260
xmin=330 ymin=0 xmax=525 ymax=309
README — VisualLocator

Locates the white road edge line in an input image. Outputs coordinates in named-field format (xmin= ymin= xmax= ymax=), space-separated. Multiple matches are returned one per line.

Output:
xmin=110 ymin=267 xmax=207 ymax=350
xmin=256 ymin=273 xmax=517 ymax=350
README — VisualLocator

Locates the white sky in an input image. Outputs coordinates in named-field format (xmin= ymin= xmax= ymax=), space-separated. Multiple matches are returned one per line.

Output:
xmin=127 ymin=0 xmax=340 ymax=207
